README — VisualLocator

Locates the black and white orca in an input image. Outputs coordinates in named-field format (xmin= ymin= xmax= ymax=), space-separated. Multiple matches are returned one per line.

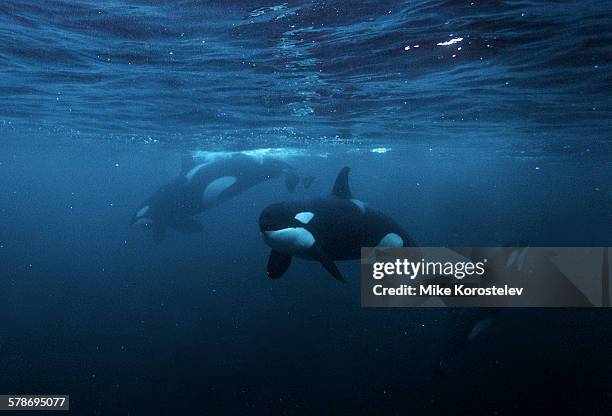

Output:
xmin=132 ymin=152 xmax=314 ymax=242
xmin=258 ymin=166 xmax=414 ymax=282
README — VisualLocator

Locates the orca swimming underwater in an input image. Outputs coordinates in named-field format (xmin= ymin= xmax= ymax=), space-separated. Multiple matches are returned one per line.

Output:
xmin=259 ymin=167 xmax=414 ymax=282
xmin=132 ymin=152 xmax=314 ymax=242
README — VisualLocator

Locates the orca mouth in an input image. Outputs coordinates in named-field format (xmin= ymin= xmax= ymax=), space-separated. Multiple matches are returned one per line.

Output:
xmin=258 ymin=214 xmax=284 ymax=232
xmin=259 ymin=224 xmax=281 ymax=232
xmin=261 ymin=229 xmax=283 ymax=237
xmin=259 ymin=203 xmax=294 ymax=233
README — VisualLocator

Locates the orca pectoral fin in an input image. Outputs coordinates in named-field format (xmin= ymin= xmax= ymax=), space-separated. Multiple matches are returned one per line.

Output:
xmin=152 ymin=224 xmax=166 ymax=243
xmin=171 ymin=218 xmax=204 ymax=234
xmin=320 ymin=258 xmax=345 ymax=283
xmin=311 ymin=244 xmax=345 ymax=282
xmin=267 ymin=250 xmax=292 ymax=279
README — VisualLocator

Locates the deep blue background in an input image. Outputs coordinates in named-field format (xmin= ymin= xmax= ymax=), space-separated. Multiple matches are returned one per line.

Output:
xmin=0 ymin=1 xmax=611 ymax=414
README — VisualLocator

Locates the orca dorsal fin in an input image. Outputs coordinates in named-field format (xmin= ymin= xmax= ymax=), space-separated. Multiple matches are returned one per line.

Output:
xmin=331 ymin=167 xmax=352 ymax=198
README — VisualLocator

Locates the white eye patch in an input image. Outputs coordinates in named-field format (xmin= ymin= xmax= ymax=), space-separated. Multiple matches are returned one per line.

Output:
xmin=294 ymin=211 xmax=314 ymax=224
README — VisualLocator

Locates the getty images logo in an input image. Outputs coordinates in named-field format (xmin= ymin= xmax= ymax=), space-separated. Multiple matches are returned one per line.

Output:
xmin=372 ymin=258 xmax=487 ymax=280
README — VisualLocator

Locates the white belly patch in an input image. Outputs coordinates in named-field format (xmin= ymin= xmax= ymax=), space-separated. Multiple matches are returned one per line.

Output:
xmin=202 ymin=176 xmax=237 ymax=206
xmin=263 ymin=227 xmax=315 ymax=255
xmin=377 ymin=233 xmax=404 ymax=247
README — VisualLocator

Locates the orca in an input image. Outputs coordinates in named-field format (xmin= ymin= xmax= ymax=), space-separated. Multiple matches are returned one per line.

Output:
xmin=132 ymin=152 xmax=314 ymax=243
xmin=258 ymin=166 xmax=414 ymax=282
xmin=437 ymin=314 xmax=498 ymax=373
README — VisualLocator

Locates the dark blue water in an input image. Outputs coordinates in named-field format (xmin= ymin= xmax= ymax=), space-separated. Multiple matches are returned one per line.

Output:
xmin=0 ymin=1 xmax=611 ymax=414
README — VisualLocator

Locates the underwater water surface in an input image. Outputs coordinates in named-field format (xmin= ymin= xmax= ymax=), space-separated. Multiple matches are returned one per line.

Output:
xmin=0 ymin=0 xmax=611 ymax=414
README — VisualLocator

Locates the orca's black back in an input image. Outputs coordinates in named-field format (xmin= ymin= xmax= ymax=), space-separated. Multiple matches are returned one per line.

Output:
xmin=304 ymin=198 xmax=412 ymax=260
